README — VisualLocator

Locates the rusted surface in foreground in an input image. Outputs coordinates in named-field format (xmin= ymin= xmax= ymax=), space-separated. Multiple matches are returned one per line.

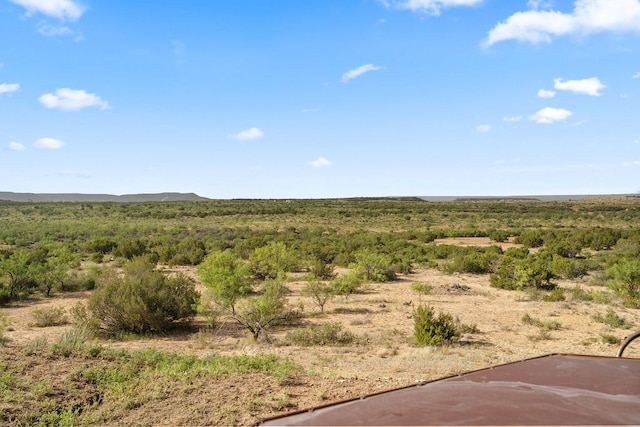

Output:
xmin=257 ymin=354 xmax=640 ymax=426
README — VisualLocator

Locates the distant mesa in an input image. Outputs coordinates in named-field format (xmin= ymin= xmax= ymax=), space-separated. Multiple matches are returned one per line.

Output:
xmin=0 ymin=192 xmax=209 ymax=203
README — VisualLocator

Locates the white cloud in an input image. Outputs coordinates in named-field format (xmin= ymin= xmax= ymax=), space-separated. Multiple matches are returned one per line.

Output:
xmin=341 ymin=64 xmax=382 ymax=83
xmin=37 ymin=23 xmax=74 ymax=37
xmin=633 ymin=72 xmax=640 ymax=79
xmin=230 ymin=127 xmax=264 ymax=141
xmin=529 ymin=107 xmax=573 ymax=123
xmin=554 ymin=77 xmax=606 ymax=96
xmin=537 ymin=89 xmax=556 ymax=98
xmin=383 ymin=0 xmax=483 ymax=15
xmin=9 ymin=0 xmax=84 ymax=21
xmin=503 ymin=115 xmax=522 ymax=122
xmin=475 ymin=124 xmax=491 ymax=133
xmin=34 ymin=137 xmax=65 ymax=149
xmin=309 ymin=157 xmax=332 ymax=168
xmin=8 ymin=141 xmax=25 ymax=151
xmin=484 ymin=0 xmax=640 ymax=46
xmin=0 ymin=83 xmax=20 ymax=94
xmin=622 ymin=160 xmax=640 ymax=166
xmin=38 ymin=88 xmax=109 ymax=111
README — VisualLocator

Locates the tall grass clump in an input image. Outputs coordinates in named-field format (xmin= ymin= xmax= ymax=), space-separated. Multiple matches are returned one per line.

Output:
xmin=32 ymin=306 xmax=68 ymax=327
xmin=285 ymin=322 xmax=355 ymax=346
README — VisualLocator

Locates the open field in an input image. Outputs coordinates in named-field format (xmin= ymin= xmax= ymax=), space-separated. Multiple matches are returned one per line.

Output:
xmin=1 ymin=197 xmax=640 ymax=425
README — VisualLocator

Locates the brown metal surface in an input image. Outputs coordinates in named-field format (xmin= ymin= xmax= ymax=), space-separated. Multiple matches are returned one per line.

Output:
xmin=257 ymin=354 xmax=640 ymax=425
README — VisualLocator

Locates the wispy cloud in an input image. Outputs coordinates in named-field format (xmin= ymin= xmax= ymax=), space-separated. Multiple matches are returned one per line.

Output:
xmin=171 ymin=40 xmax=186 ymax=57
xmin=8 ymin=141 xmax=26 ymax=151
xmin=341 ymin=64 xmax=382 ymax=83
xmin=9 ymin=0 xmax=85 ymax=21
xmin=39 ymin=88 xmax=110 ymax=111
xmin=309 ymin=157 xmax=332 ymax=168
xmin=529 ymin=107 xmax=573 ymax=124
xmin=230 ymin=127 xmax=264 ymax=141
xmin=503 ymin=115 xmax=522 ymax=123
xmin=382 ymin=0 xmax=483 ymax=16
xmin=633 ymin=72 xmax=640 ymax=79
xmin=37 ymin=22 xmax=76 ymax=38
xmin=475 ymin=124 xmax=491 ymax=133
xmin=622 ymin=160 xmax=640 ymax=167
xmin=554 ymin=77 xmax=605 ymax=96
xmin=484 ymin=0 xmax=640 ymax=46
xmin=0 ymin=83 xmax=20 ymax=94
xmin=34 ymin=137 xmax=65 ymax=149
xmin=537 ymin=89 xmax=556 ymax=98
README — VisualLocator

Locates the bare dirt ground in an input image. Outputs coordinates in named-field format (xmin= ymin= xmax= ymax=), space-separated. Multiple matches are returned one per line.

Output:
xmin=2 ymin=239 xmax=639 ymax=425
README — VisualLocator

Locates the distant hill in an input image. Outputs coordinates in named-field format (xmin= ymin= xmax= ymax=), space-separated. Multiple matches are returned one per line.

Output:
xmin=0 ymin=192 xmax=209 ymax=202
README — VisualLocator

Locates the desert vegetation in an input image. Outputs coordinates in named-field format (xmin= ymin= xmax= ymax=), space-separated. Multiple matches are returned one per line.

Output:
xmin=1 ymin=196 xmax=640 ymax=425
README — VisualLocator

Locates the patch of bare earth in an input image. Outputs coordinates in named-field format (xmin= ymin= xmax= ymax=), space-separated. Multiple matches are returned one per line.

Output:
xmin=2 ymin=264 xmax=639 ymax=425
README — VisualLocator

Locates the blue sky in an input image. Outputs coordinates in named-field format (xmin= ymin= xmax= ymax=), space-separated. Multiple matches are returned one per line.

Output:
xmin=1 ymin=0 xmax=639 ymax=198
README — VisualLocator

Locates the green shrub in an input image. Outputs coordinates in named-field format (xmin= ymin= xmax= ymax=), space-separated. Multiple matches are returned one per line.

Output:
xmin=522 ymin=314 xmax=560 ymax=330
xmin=606 ymin=258 xmax=640 ymax=307
xmin=88 ymin=260 xmax=199 ymax=333
xmin=543 ymin=287 xmax=565 ymax=302
xmin=411 ymin=282 xmax=432 ymax=295
xmin=309 ymin=259 xmax=336 ymax=280
xmin=601 ymin=334 xmax=621 ymax=345
xmin=491 ymin=254 xmax=554 ymax=291
xmin=488 ymin=229 xmax=510 ymax=243
xmin=352 ymin=250 xmax=397 ymax=282
xmin=248 ymin=242 xmax=300 ymax=280
xmin=592 ymin=309 xmax=632 ymax=329
xmin=32 ymin=306 xmax=68 ymax=327
xmin=331 ymin=271 xmax=363 ymax=299
xmin=285 ymin=322 xmax=355 ymax=346
xmin=522 ymin=313 xmax=544 ymax=327
xmin=413 ymin=304 xmax=460 ymax=346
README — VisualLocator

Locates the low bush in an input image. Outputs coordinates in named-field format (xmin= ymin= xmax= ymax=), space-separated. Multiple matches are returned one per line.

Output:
xmin=88 ymin=259 xmax=199 ymax=333
xmin=411 ymin=282 xmax=432 ymax=295
xmin=285 ymin=322 xmax=355 ymax=346
xmin=522 ymin=314 xmax=561 ymax=330
xmin=601 ymin=334 xmax=621 ymax=345
xmin=413 ymin=304 xmax=460 ymax=346
xmin=543 ymin=287 xmax=565 ymax=302
xmin=592 ymin=309 xmax=632 ymax=329
xmin=32 ymin=306 xmax=68 ymax=327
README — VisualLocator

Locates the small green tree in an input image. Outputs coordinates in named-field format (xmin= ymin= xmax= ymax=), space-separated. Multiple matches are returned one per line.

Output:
xmin=607 ymin=258 xmax=640 ymax=307
xmin=303 ymin=280 xmax=333 ymax=313
xmin=197 ymin=250 xmax=252 ymax=313
xmin=233 ymin=275 xmax=290 ymax=340
xmin=0 ymin=249 xmax=36 ymax=299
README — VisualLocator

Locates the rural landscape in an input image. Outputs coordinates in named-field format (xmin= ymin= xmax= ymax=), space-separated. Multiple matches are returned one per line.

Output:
xmin=1 ymin=195 xmax=640 ymax=425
